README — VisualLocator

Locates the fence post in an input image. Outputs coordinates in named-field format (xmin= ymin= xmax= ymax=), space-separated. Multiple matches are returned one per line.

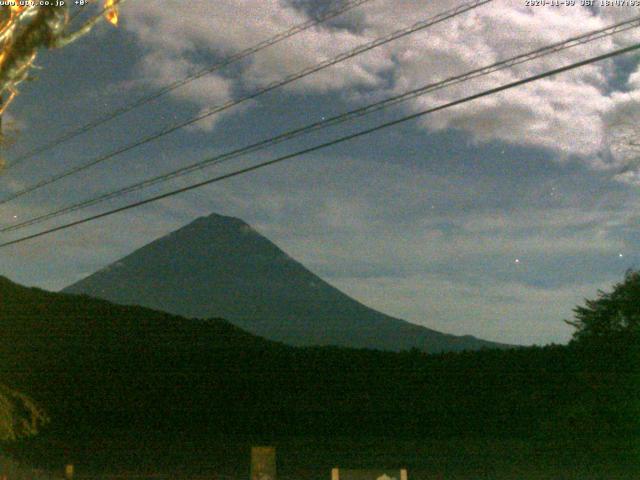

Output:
xmin=250 ymin=446 xmax=276 ymax=480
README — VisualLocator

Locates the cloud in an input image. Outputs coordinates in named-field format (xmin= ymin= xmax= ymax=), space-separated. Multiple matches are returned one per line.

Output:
xmin=380 ymin=1 xmax=616 ymax=159
xmin=599 ymin=90 xmax=640 ymax=182
xmin=119 ymin=0 xmax=640 ymax=180
xmin=122 ymin=0 xmax=386 ymax=130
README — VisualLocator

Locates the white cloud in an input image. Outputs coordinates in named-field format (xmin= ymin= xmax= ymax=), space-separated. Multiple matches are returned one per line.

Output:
xmin=119 ymin=0 xmax=640 ymax=178
xmin=600 ymin=90 xmax=640 ymax=181
xmin=122 ymin=0 xmax=385 ymax=126
xmin=382 ymin=1 xmax=615 ymax=158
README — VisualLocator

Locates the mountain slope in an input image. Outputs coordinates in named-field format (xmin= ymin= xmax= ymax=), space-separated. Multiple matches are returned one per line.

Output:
xmin=63 ymin=213 xmax=505 ymax=352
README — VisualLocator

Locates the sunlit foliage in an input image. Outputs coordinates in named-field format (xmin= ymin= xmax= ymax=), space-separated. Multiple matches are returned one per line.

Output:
xmin=0 ymin=383 xmax=48 ymax=442
xmin=0 ymin=1 xmax=120 ymax=116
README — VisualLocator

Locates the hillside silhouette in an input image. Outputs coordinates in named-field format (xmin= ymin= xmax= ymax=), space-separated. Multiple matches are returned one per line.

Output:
xmin=1 ymin=275 xmax=637 ymax=477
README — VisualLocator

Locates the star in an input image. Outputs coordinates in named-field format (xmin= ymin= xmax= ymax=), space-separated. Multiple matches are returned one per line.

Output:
xmin=514 ymin=258 xmax=520 ymax=264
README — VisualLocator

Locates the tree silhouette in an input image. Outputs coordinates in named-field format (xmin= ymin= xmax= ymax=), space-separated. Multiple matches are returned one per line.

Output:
xmin=566 ymin=269 xmax=640 ymax=344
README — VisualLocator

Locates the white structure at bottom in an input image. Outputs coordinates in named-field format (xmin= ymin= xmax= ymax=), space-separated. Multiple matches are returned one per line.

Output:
xmin=331 ymin=468 xmax=408 ymax=480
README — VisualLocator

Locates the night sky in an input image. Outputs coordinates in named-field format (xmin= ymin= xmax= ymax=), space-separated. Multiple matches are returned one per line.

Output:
xmin=0 ymin=0 xmax=639 ymax=345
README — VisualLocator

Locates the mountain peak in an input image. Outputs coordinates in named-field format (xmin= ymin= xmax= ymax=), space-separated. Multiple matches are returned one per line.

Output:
xmin=168 ymin=213 xmax=259 ymax=239
xmin=203 ymin=212 xmax=247 ymax=225
xmin=178 ymin=212 xmax=249 ymax=230
xmin=64 ymin=212 xmax=508 ymax=352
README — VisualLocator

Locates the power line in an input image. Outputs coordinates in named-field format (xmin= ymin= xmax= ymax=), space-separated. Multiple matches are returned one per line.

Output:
xmin=3 ymin=16 xmax=639 ymax=232
xmin=0 ymin=0 xmax=491 ymax=200
xmin=2 ymin=41 xmax=639 ymax=248
xmin=5 ymin=0 xmax=376 ymax=170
